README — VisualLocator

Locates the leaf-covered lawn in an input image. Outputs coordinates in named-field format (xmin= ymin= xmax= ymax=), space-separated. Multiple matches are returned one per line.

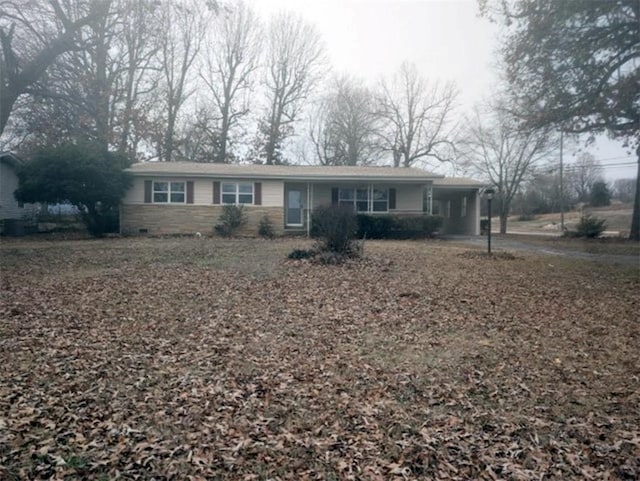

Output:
xmin=1 ymin=238 xmax=638 ymax=480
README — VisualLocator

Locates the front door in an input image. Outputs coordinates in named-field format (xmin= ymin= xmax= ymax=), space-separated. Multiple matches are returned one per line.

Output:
xmin=286 ymin=189 xmax=303 ymax=226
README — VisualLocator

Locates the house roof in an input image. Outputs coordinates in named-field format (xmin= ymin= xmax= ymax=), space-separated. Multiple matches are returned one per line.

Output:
xmin=0 ymin=152 xmax=24 ymax=168
xmin=126 ymin=162 xmax=445 ymax=183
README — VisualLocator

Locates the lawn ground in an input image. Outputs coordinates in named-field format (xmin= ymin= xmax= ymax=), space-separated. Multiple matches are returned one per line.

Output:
xmin=1 ymin=237 xmax=639 ymax=480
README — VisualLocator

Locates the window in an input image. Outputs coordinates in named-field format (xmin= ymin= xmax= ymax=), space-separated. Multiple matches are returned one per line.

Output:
xmin=338 ymin=187 xmax=389 ymax=213
xmin=153 ymin=181 xmax=185 ymax=203
xmin=222 ymin=182 xmax=254 ymax=204
xmin=461 ymin=196 xmax=467 ymax=217
xmin=372 ymin=189 xmax=388 ymax=212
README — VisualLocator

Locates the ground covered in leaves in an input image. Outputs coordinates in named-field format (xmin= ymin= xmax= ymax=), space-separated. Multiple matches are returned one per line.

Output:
xmin=1 ymin=237 xmax=639 ymax=480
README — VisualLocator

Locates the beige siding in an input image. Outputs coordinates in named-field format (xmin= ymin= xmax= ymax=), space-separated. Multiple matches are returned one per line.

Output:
xmin=312 ymin=184 xmax=332 ymax=208
xmin=123 ymin=177 xmax=145 ymax=204
xmin=124 ymin=177 xmax=284 ymax=206
xmin=121 ymin=204 xmax=285 ymax=235
xmin=394 ymin=184 xmax=424 ymax=213
xmin=261 ymin=180 xmax=283 ymax=207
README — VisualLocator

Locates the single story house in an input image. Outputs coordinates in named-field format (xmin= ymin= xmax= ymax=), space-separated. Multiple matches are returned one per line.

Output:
xmin=0 ymin=152 xmax=38 ymax=235
xmin=120 ymin=162 xmax=485 ymax=236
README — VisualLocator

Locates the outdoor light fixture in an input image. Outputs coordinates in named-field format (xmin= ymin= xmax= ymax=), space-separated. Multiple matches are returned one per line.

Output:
xmin=485 ymin=188 xmax=495 ymax=255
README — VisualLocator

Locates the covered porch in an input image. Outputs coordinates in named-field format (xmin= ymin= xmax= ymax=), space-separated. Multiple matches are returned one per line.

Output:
xmin=282 ymin=181 xmax=430 ymax=233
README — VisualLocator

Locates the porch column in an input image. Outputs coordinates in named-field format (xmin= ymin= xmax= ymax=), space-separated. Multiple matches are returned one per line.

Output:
xmin=474 ymin=190 xmax=481 ymax=235
xmin=306 ymin=182 xmax=311 ymax=237
xmin=427 ymin=185 xmax=433 ymax=215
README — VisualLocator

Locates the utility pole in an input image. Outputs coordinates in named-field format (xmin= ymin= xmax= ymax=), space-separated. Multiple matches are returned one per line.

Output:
xmin=559 ymin=131 xmax=564 ymax=231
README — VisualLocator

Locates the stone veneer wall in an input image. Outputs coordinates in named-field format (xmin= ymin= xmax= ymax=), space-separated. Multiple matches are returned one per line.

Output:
xmin=120 ymin=205 xmax=285 ymax=235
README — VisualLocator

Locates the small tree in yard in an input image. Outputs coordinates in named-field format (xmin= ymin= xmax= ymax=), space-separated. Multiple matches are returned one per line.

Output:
xmin=14 ymin=142 xmax=132 ymax=237
xmin=312 ymin=205 xmax=358 ymax=258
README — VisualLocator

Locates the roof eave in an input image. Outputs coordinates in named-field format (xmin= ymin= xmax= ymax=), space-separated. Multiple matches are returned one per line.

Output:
xmin=127 ymin=170 xmax=443 ymax=183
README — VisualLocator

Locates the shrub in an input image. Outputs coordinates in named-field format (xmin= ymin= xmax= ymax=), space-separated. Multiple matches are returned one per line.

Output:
xmin=258 ymin=214 xmax=275 ymax=239
xmin=566 ymin=214 xmax=607 ymax=238
xmin=356 ymin=214 xmax=443 ymax=239
xmin=311 ymin=205 xmax=357 ymax=255
xmin=215 ymin=204 xmax=246 ymax=237
xmin=356 ymin=215 xmax=395 ymax=239
xmin=288 ymin=248 xmax=316 ymax=260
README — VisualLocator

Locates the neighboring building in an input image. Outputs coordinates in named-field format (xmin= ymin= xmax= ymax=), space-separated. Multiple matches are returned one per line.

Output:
xmin=121 ymin=162 xmax=485 ymax=236
xmin=0 ymin=152 xmax=38 ymax=234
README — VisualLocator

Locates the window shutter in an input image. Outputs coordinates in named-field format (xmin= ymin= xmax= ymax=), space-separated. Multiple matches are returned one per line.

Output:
xmin=254 ymin=182 xmax=262 ymax=205
xmin=144 ymin=180 xmax=152 ymax=203
xmin=213 ymin=181 xmax=221 ymax=204
xmin=389 ymin=188 xmax=396 ymax=210
xmin=331 ymin=187 xmax=339 ymax=206
xmin=186 ymin=181 xmax=194 ymax=204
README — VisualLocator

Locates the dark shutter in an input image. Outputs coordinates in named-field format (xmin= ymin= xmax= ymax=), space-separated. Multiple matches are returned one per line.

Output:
xmin=389 ymin=188 xmax=396 ymax=210
xmin=331 ymin=187 xmax=339 ymax=206
xmin=213 ymin=181 xmax=221 ymax=204
xmin=144 ymin=180 xmax=152 ymax=203
xmin=254 ymin=182 xmax=262 ymax=205
xmin=186 ymin=181 xmax=194 ymax=204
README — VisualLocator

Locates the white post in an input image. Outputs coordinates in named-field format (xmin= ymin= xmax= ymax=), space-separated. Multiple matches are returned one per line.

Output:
xmin=306 ymin=182 xmax=311 ymax=237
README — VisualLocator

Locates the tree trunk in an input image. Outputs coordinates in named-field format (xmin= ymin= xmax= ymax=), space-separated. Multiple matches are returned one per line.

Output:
xmin=499 ymin=213 xmax=508 ymax=234
xmin=629 ymin=147 xmax=640 ymax=241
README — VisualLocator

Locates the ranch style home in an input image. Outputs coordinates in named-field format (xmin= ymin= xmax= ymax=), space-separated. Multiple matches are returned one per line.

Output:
xmin=120 ymin=162 xmax=485 ymax=236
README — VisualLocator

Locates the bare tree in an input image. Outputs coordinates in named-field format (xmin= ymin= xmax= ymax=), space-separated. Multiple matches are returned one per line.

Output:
xmin=0 ymin=0 xmax=109 ymax=136
xmin=462 ymin=102 xmax=558 ymax=233
xmin=255 ymin=12 xmax=325 ymax=165
xmin=567 ymin=152 xmax=601 ymax=203
xmin=156 ymin=0 xmax=213 ymax=161
xmin=377 ymin=62 xmax=458 ymax=168
xmin=199 ymin=0 xmax=260 ymax=163
xmin=309 ymin=75 xmax=381 ymax=165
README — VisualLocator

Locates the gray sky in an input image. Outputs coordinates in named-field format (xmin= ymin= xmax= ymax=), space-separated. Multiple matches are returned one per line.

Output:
xmin=250 ymin=0 xmax=637 ymax=181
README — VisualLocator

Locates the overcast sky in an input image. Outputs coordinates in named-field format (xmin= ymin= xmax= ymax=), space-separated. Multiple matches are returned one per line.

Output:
xmin=250 ymin=0 xmax=636 ymax=181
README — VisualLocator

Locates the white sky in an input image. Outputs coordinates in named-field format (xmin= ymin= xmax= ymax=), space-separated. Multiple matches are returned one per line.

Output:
xmin=249 ymin=0 xmax=637 ymax=181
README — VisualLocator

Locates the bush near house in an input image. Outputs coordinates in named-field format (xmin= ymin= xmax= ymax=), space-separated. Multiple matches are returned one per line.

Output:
xmin=215 ymin=205 xmax=247 ymax=237
xmin=356 ymin=214 xmax=443 ymax=239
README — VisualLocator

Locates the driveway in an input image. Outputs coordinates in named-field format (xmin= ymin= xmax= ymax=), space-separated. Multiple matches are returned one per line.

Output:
xmin=445 ymin=234 xmax=640 ymax=268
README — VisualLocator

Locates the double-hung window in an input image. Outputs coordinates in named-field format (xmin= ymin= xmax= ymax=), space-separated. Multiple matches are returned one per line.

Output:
xmin=153 ymin=181 xmax=185 ymax=203
xmin=222 ymin=182 xmax=254 ymax=204
xmin=338 ymin=187 xmax=389 ymax=213
xmin=372 ymin=189 xmax=388 ymax=212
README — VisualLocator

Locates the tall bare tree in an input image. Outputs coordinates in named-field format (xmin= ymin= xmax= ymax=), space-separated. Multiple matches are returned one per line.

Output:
xmin=377 ymin=62 xmax=457 ymax=168
xmin=309 ymin=75 xmax=381 ymax=166
xmin=156 ymin=0 xmax=213 ymax=161
xmin=567 ymin=152 xmax=601 ymax=203
xmin=462 ymin=103 xmax=558 ymax=233
xmin=255 ymin=12 xmax=325 ymax=165
xmin=0 ymin=0 xmax=109 ymax=136
xmin=199 ymin=0 xmax=260 ymax=163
